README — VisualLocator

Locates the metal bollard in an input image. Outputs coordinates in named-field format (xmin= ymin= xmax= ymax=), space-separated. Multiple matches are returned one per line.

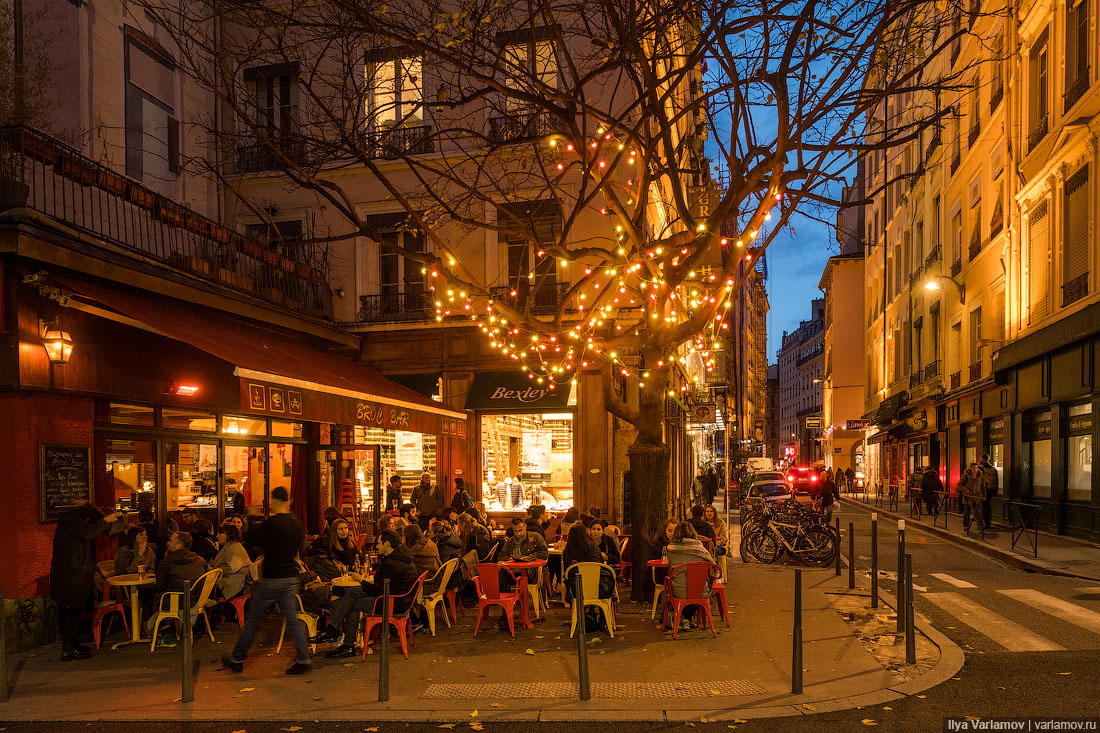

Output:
xmin=835 ymin=519 xmax=842 ymax=576
xmin=575 ymin=574 xmax=590 ymax=701
xmin=792 ymin=570 xmax=803 ymax=695
xmin=905 ymin=554 xmax=916 ymax=664
xmin=848 ymin=522 xmax=855 ymax=590
xmin=896 ymin=520 xmax=906 ymax=633
xmin=870 ymin=514 xmax=879 ymax=609
xmin=378 ymin=579 xmax=390 ymax=703
xmin=0 ymin=584 xmax=8 ymax=703
xmin=181 ymin=580 xmax=193 ymax=704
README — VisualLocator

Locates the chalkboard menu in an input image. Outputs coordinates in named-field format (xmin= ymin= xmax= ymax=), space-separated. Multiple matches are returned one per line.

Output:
xmin=39 ymin=444 xmax=93 ymax=523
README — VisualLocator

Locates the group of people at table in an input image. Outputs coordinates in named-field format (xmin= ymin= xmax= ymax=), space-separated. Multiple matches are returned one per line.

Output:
xmin=48 ymin=481 xmax=729 ymax=675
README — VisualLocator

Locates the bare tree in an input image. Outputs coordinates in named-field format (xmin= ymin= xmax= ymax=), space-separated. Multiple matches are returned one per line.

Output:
xmin=142 ymin=0 xmax=999 ymax=598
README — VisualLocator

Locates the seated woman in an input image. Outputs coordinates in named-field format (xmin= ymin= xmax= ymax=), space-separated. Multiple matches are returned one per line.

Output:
xmin=212 ymin=523 xmax=252 ymax=600
xmin=588 ymin=520 xmax=621 ymax=567
xmin=665 ymin=521 xmax=718 ymax=629
xmin=703 ymin=505 xmax=728 ymax=557
xmin=647 ymin=518 xmax=678 ymax=593
xmin=403 ymin=524 xmax=441 ymax=579
xmin=562 ymin=524 xmax=615 ymax=602
xmin=432 ymin=520 xmax=464 ymax=564
xmin=306 ymin=517 xmax=363 ymax=581
xmin=457 ymin=512 xmax=492 ymax=559
xmin=557 ymin=506 xmax=581 ymax=538
xmin=114 ymin=526 xmax=156 ymax=576
xmin=189 ymin=519 xmax=219 ymax=564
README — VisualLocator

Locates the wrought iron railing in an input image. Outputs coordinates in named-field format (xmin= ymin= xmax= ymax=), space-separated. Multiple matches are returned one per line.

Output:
xmin=950 ymin=150 xmax=961 ymax=174
xmin=925 ymin=130 xmax=941 ymax=163
xmin=237 ymin=138 xmax=306 ymax=173
xmin=362 ymin=125 xmax=434 ymax=159
xmin=924 ymin=244 xmax=941 ymax=269
xmin=357 ymin=291 xmax=435 ymax=324
xmin=488 ymin=281 xmax=570 ymax=315
xmin=0 ymin=126 xmax=331 ymax=318
xmin=950 ymin=371 xmax=961 ymax=389
xmin=1028 ymin=117 xmax=1049 ymax=152
xmin=950 ymin=259 xmax=962 ymax=277
xmin=1062 ymin=272 xmax=1089 ymax=307
xmin=969 ymin=361 xmax=982 ymax=382
xmin=924 ymin=360 xmax=940 ymax=380
xmin=968 ymin=123 xmax=980 ymax=147
xmin=796 ymin=343 xmax=824 ymax=367
xmin=990 ymin=85 xmax=1003 ymax=113
xmin=909 ymin=371 xmax=923 ymax=389
xmin=487 ymin=111 xmax=570 ymax=143
xmin=1064 ymin=74 xmax=1090 ymax=113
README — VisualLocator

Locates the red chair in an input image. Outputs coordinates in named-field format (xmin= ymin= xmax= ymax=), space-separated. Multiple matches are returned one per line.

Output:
xmin=618 ymin=535 xmax=632 ymax=581
xmin=698 ymin=536 xmax=715 ymax=556
xmin=91 ymin=565 xmax=129 ymax=650
xmin=472 ymin=563 xmax=525 ymax=638
xmin=711 ymin=563 xmax=731 ymax=627
xmin=360 ymin=571 xmax=428 ymax=660
xmin=354 ymin=533 xmax=370 ymax=551
xmin=214 ymin=587 xmax=252 ymax=630
xmin=659 ymin=561 xmax=720 ymax=639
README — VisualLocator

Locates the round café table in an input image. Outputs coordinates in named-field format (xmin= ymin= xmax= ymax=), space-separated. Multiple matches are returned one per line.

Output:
xmin=331 ymin=575 xmax=371 ymax=587
xmin=106 ymin=573 xmax=155 ymax=649
xmin=500 ymin=558 xmax=547 ymax=625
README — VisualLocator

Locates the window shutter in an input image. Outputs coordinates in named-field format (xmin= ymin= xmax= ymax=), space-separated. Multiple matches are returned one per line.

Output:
xmin=1064 ymin=165 xmax=1090 ymax=284
xmin=1029 ymin=200 xmax=1050 ymax=322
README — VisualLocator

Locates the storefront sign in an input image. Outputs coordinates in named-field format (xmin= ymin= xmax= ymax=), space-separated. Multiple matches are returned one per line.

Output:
xmin=394 ymin=430 xmax=423 ymax=471
xmin=465 ymin=371 xmax=572 ymax=411
xmin=845 ymin=419 xmax=870 ymax=431
xmin=240 ymin=378 xmax=465 ymax=436
xmin=39 ymin=444 xmax=93 ymax=523
xmin=985 ymin=418 xmax=1004 ymax=444
xmin=1068 ymin=413 xmax=1092 ymax=436
xmin=805 ymin=417 xmax=822 ymax=428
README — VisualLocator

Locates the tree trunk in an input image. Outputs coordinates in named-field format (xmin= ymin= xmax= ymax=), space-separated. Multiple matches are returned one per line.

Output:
xmin=627 ymin=437 xmax=670 ymax=602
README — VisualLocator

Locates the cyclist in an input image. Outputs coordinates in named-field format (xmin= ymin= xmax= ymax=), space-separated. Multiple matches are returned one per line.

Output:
xmin=959 ymin=463 xmax=986 ymax=533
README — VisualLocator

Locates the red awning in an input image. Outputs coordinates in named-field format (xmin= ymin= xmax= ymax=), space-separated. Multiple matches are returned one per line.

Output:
xmin=54 ymin=274 xmax=466 ymax=431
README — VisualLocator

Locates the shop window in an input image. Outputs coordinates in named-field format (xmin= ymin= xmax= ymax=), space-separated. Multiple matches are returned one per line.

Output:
xmin=101 ymin=403 xmax=155 ymax=427
xmin=1066 ymin=404 xmax=1093 ymax=502
xmin=104 ymin=440 xmax=157 ymax=512
xmin=162 ymin=409 xmax=217 ymax=431
xmin=480 ymin=412 xmax=573 ymax=511
xmin=165 ymin=442 xmax=219 ymax=525
xmin=221 ymin=415 xmax=268 ymax=436
xmin=985 ymin=417 xmax=1005 ymax=488
xmin=271 ymin=420 xmax=304 ymax=438
xmin=224 ymin=444 xmax=266 ymax=516
xmin=1024 ymin=410 xmax=1052 ymax=499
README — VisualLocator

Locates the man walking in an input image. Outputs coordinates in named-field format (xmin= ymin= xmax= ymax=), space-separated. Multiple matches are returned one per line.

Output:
xmin=979 ymin=453 xmax=999 ymax=529
xmin=222 ymin=486 xmax=311 ymax=675
xmin=411 ymin=471 xmax=443 ymax=530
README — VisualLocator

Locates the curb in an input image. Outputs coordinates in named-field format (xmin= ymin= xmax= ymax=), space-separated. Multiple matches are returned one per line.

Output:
xmin=843 ymin=499 xmax=1100 ymax=582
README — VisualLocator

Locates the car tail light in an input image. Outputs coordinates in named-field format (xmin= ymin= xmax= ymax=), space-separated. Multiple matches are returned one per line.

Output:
xmin=786 ymin=474 xmax=793 ymax=483
xmin=811 ymin=474 xmax=818 ymax=483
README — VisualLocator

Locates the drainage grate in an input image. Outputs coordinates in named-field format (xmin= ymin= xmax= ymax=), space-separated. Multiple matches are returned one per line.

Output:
xmin=422 ymin=679 xmax=766 ymax=699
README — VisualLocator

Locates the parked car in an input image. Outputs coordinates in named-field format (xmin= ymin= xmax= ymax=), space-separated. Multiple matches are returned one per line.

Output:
xmin=749 ymin=470 xmax=787 ymax=485
xmin=743 ymin=480 xmax=793 ymax=505
xmin=785 ymin=466 xmax=820 ymax=496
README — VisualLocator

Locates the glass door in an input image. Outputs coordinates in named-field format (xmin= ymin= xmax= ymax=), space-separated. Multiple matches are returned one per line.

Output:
xmin=333 ymin=445 xmax=381 ymax=528
xmin=165 ymin=441 xmax=220 ymax=527
xmin=223 ymin=443 xmax=269 ymax=517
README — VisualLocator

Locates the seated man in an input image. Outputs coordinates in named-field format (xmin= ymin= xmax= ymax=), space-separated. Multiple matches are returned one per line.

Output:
xmin=147 ymin=532 xmax=208 ymax=636
xmin=688 ymin=505 xmax=717 ymax=542
xmin=499 ymin=517 xmax=549 ymax=591
xmin=393 ymin=503 xmax=418 ymax=533
xmin=314 ymin=530 xmax=418 ymax=658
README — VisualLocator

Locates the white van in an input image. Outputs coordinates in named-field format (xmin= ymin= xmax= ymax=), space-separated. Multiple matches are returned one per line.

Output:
xmin=744 ymin=457 xmax=774 ymax=473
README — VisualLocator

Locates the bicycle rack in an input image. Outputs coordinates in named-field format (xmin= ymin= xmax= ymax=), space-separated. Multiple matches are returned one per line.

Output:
xmin=932 ymin=490 xmax=949 ymax=529
xmin=1010 ymin=501 xmax=1042 ymax=558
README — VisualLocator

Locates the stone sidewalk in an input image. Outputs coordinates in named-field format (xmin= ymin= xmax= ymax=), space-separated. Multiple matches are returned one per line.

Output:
xmin=844 ymin=494 xmax=1100 ymax=581
xmin=0 ymin=562 xmax=961 ymax=722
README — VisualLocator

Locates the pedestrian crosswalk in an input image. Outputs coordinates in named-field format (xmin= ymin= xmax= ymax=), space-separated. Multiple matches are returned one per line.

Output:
xmin=996 ymin=589 xmax=1100 ymax=636
xmin=929 ymin=572 xmax=976 ymax=589
xmin=922 ymin=592 xmax=1066 ymax=651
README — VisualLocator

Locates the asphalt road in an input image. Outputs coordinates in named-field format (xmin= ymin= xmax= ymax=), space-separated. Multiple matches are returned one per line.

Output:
xmin=3 ymin=504 xmax=1098 ymax=731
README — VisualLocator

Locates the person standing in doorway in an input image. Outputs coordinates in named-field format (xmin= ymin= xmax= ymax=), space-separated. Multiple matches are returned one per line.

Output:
xmin=979 ymin=453 xmax=999 ymax=529
xmin=411 ymin=471 xmax=443 ymax=530
xmin=222 ymin=486 xmax=311 ymax=675
xmin=386 ymin=476 xmax=403 ymax=513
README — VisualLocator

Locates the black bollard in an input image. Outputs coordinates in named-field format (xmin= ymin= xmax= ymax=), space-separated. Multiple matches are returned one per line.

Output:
xmin=379 ymin=579 xmax=390 ymax=703
xmin=792 ymin=570 xmax=803 ymax=695
xmin=897 ymin=520 xmax=906 ymax=633
xmin=870 ymin=514 xmax=879 ymax=609
xmin=848 ymin=521 xmax=855 ymax=590
xmin=181 ymin=580 xmax=193 ymax=704
xmin=905 ymin=554 xmax=916 ymax=664
xmin=0 ymin=584 xmax=8 ymax=703
xmin=835 ymin=519 xmax=842 ymax=576
xmin=575 ymin=574 xmax=590 ymax=701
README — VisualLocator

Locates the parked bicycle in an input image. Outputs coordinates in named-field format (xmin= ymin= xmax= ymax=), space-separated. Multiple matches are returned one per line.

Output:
xmin=740 ymin=502 xmax=837 ymax=566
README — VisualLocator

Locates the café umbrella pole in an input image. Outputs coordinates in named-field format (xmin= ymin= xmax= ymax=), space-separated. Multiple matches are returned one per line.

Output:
xmin=181 ymin=579 xmax=193 ymax=704
xmin=575 ymin=573 xmax=591 ymax=701
xmin=870 ymin=513 xmax=879 ymax=609
xmin=379 ymin=579 xmax=391 ymax=703
xmin=0 ymin=584 xmax=8 ymax=703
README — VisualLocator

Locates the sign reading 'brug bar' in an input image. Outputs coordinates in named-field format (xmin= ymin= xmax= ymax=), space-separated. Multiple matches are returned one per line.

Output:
xmin=240 ymin=379 xmax=466 ymax=437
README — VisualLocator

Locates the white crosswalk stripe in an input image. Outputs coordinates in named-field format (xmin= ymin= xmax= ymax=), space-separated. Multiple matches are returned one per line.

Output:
xmin=930 ymin=573 xmax=976 ymax=589
xmin=923 ymin=592 xmax=1065 ymax=651
xmin=997 ymin=589 xmax=1100 ymax=636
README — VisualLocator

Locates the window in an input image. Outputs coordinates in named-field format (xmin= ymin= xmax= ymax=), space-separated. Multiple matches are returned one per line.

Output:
xmin=245 ymin=64 xmax=299 ymax=141
xmin=378 ymin=228 xmax=428 ymax=312
xmin=932 ymin=195 xmax=941 ymax=250
xmin=1067 ymin=404 xmax=1093 ymax=502
xmin=930 ymin=303 xmax=940 ymax=362
xmin=1025 ymin=411 xmax=1052 ymax=499
xmin=950 ymin=209 xmax=963 ymax=266
xmin=499 ymin=200 xmax=562 ymax=308
xmin=950 ymin=321 xmax=962 ymax=374
xmin=990 ymin=32 xmax=1004 ymax=109
xmin=100 ymin=403 xmax=155 ymax=427
xmin=124 ymin=27 xmax=178 ymax=194
xmin=913 ymin=318 xmax=923 ymax=372
xmin=162 ymin=409 xmax=216 ymax=431
xmin=502 ymin=38 xmax=558 ymax=112
xmin=915 ymin=220 xmax=924 ymax=262
xmin=365 ymin=54 xmax=423 ymax=129
xmin=220 ymin=416 xmax=268 ymax=436
xmin=969 ymin=307 xmax=982 ymax=367
xmin=1063 ymin=165 xmax=1090 ymax=305
xmin=1065 ymin=0 xmax=1090 ymax=111
xmin=1028 ymin=200 xmax=1051 ymax=322
xmin=1028 ymin=29 xmax=1050 ymax=148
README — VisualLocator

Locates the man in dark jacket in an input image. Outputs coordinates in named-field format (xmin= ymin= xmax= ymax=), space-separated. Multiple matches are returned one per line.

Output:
xmin=920 ymin=467 xmax=943 ymax=517
xmin=317 ymin=529 xmax=418 ymax=658
xmin=49 ymin=502 xmax=120 ymax=661
xmin=411 ymin=472 xmax=444 ymax=530
xmin=688 ymin=505 xmax=717 ymax=541
xmin=154 ymin=532 xmax=208 ymax=597
xmin=980 ymin=453 xmax=999 ymax=528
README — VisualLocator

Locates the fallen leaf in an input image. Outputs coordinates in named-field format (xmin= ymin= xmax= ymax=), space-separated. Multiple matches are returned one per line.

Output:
xmin=525 ymin=648 xmax=536 ymax=655
xmin=490 ymin=703 xmax=503 ymax=708
xmin=802 ymin=704 xmax=816 ymax=711
xmin=365 ymin=729 xmax=379 ymax=732
xmin=700 ymin=715 xmax=709 ymax=723
xmin=470 ymin=726 xmax=484 ymax=732
xmin=344 ymin=663 xmax=355 ymax=668
xmin=172 ymin=698 xmax=182 ymax=703
xmin=240 ymin=688 xmax=256 ymax=692
xmin=282 ymin=728 xmax=303 ymax=732
xmin=709 ymin=689 xmax=721 ymax=695
xmin=685 ymin=724 xmax=695 ymax=728
xmin=232 ymin=730 xmax=246 ymax=733
xmin=439 ymin=725 xmax=456 ymax=730
xmin=916 ymin=695 xmax=926 ymax=699
xmin=952 ymin=677 xmax=962 ymax=681
xmin=1058 ymin=672 xmax=1072 ymax=676
xmin=446 ymin=659 xmax=453 ymax=663
xmin=861 ymin=720 xmax=878 ymax=726
xmin=469 ymin=710 xmax=479 ymax=717
xmin=882 ymin=706 xmax=892 ymax=711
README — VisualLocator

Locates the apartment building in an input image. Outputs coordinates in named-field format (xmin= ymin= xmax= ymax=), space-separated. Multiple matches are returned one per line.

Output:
xmin=764 ymin=363 xmax=781 ymax=460
xmin=776 ymin=298 xmax=825 ymax=465
xmin=863 ymin=0 xmax=1099 ymax=537
xmin=728 ymin=256 xmax=770 ymax=456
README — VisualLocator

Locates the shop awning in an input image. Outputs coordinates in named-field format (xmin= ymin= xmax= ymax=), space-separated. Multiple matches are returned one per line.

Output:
xmin=872 ymin=392 xmax=908 ymax=426
xmin=54 ymin=274 xmax=467 ymax=434
xmin=465 ymin=371 xmax=574 ymax=411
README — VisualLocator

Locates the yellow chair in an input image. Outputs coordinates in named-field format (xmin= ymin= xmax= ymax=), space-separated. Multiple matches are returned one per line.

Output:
xmin=564 ymin=562 xmax=618 ymax=638
xmin=650 ymin=563 xmax=665 ymax=619
xmin=276 ymin=594 xmax=319 ymax=654
xmin=419 ymin=558 xmax=461 ymax=636
xmin=526 ymin=564 xmax=548 ymax=620
xmin=149 ymin=568 xmax=222 ymax=651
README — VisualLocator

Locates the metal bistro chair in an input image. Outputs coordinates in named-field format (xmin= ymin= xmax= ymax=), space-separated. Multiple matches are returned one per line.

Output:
xmin=564 ymin=561 xmax=619 ymax=638
xmin=659 ymin=561 xmax=721 ymax=639
xmin=276 ymin=594 xmax=321 ymax=654
xmin=91 ymin=561 xmax=128 ymax=649
xmin=360 ymin=571 xmax=429 ymax=660
xmin=148 ymin=568 xmax=222 ymax=651
xmin=419 ymin=558 xmax=461 ymax=636
xmin=472 ymin=563 xmax=525 ymax=638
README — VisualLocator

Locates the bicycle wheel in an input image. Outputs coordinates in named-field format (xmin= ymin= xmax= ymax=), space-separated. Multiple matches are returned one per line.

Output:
xmin=743 ymin=529 xmax=781 ymax=563
xmin=797 ymin=527 xmax=837 ymax=566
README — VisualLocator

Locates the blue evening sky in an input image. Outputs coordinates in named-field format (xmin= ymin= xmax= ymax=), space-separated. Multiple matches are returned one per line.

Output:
xmin=763 ymin=211 xmax=837 ymax=361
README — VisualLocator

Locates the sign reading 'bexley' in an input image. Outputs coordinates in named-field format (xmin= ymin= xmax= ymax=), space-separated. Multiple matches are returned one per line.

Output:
xmin=466 ymin=371 xmax=572 ymax=410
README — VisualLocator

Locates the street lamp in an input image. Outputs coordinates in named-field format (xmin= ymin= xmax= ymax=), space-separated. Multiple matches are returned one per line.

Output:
xmin=924 ymin=275 xmax=966 ymax=304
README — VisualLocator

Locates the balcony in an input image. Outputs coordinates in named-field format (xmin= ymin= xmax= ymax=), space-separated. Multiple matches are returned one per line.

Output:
xmin=909 ymin=265 xmax=924 ymax=288
xmin=1028 ymin=118 xmax=1049 ymax=152
xmin=362 ymin=125 xmax=434 ymax=159
xmin=950 ymin=150 xmax=961 ymax=174
xmin=237 ymin=138 xmax=306 ymax=173
xmin=990 ymin=84 xmax=1003 ymax=113
xmin=924 ymin=360 xmax=940 ymax=381
xmin=1062 ymin=272 xmax=1089 ymax=307
xmin=488 ymin=281 xmax=570 ymax=315
xmin=796 ymin=343 xmax=824 ymax=367
xmin=488 ymin=111 xmax=570 ymax=144
xmin=357 ymin=291 xmax=434 ymax=324
xmin=924 ymin=244 xmax=942 ymax=269
xmin=909 ymin=371 xmax=923 ymax=389
xmin=950 ymin=259 xmax=962 ymax=277
xmin=1064 ymin=74 xmax=1090 ymax=113
xmin=968 ymin=123 xmax=980 ymax=148
xmin=950 ymin=371 xmax=961 ymax=390
xmin=0 ymin=126 xmax=331 ymax=318
xmin=925 ymin=130 xmax=941 ymax=163
xmin=969 ymin=361 xmax=982 ymax=382
xmin=796 ymin=405 xmax=823 ymax=418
